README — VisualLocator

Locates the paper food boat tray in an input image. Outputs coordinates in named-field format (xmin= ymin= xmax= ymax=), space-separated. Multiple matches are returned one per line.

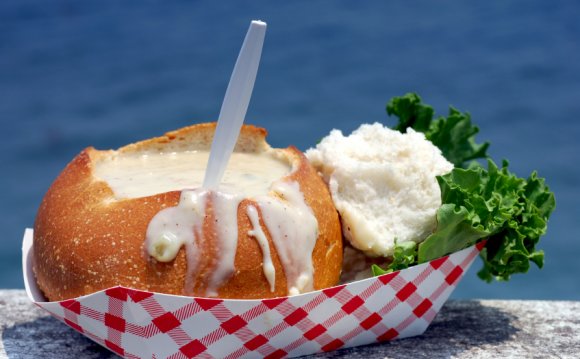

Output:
xmin=22 ymin=229 xmax=483 ymax=358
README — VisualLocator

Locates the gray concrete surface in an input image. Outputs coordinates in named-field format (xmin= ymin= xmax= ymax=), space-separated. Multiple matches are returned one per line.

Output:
xmin=1 ymin=290 xmax=578 ymax=358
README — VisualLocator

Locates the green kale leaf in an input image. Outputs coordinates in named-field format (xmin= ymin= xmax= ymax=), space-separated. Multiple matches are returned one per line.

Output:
xmin=418 ymin=160 xmax=555 ymax=281
xmin=372 ymin=241 xmax=417 ymax=275
xmin=387 ymin=93 xmax=489 ymax=168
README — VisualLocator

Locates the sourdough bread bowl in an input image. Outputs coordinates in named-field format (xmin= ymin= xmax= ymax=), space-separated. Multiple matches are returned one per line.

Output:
xmin=33 ymin=123 xmax=342 ymax=301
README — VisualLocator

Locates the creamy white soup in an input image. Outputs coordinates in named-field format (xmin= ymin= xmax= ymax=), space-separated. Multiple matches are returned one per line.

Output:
xmin=94 ymin=150 xmax=292 ymax=198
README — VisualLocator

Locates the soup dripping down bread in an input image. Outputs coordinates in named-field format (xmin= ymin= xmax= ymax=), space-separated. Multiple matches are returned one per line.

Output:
xmin=33 ymin=123 xmax=343 ymax=301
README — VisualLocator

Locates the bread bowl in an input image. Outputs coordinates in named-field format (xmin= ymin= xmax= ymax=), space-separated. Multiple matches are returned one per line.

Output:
xmin=33 ymin=122 xmax=342 ymax=301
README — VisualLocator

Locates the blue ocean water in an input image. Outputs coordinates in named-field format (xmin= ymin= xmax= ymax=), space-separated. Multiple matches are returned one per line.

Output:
xmin=1 ymin=0 xmax=578 ymax=300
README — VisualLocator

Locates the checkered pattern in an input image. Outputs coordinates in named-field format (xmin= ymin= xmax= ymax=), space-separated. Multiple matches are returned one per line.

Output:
xmin=35 ymin=243 xmax=483 ymax=358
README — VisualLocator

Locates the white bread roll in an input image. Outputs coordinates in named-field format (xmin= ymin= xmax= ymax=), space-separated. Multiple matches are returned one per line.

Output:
xmin=306 ymin=123 xmax=453 ymax=257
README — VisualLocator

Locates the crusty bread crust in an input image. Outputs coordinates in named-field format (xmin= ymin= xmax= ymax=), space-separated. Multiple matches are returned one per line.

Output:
xmin=33 ymin=123 xmax=342 ymax=301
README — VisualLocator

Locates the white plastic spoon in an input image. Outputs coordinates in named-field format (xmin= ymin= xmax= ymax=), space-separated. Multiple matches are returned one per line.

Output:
xmin=202 ymin=20 xmax=267 ymax=189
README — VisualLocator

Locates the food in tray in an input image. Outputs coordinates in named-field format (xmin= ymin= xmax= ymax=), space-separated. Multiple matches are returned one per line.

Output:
xmin=32 ymin=93 xmax=555 ymax=302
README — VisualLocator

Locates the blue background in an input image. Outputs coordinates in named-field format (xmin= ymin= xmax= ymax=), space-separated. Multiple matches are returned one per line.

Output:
xmin=1 ymin=0 xmax=578 ymax=299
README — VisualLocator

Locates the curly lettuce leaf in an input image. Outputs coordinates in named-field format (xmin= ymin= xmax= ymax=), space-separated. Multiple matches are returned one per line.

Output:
xmin=371 ymin=241 xmax=417 ymax=275
xmin=416 ymin=204 xmax=491 ymax=262
xmin=387 ymin=93 xmax=434 ymax=133
xmin=369 ymin=158 xmax=555 ymax=281
xmin=387 ymin=93 xmax=489 ymax=168
xmin=418 ymin=160 xmax=555 ymax=281
xmin=477 ymin=170 xmax=555 ymax=281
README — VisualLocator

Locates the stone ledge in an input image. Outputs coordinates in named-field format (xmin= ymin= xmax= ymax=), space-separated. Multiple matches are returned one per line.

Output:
xmin=1 ymin=290 xmax=578 ymax=358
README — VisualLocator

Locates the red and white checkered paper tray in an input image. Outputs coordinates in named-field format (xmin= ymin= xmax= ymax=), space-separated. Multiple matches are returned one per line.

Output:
xmin=22 ymin=228 xmax=484 ymax=358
